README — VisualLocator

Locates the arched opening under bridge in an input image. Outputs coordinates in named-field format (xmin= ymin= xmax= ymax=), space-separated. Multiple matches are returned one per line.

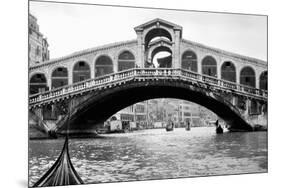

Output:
xmin=61 ymin=80 xmax=253 ymax=133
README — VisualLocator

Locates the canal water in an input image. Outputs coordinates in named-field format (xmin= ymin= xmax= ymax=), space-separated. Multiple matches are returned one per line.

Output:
xmin=28 ymin=127 xmax=267 ymax=186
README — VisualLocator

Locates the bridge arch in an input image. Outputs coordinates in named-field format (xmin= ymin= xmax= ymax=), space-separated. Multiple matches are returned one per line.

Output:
xmin=67 ymin=79 xmax=253 ymax=132
xmin=221 ymin=61 xmax=236 ymax=82
xmin=240 ymin=66 xmax=256 ymax=88
xmin=72 ymin=61 xmax=91 ymax=83
xmin=117 ymin=50 xmax=135 ymax=71
xmin=51 ymin=67 xmax=68 ymax=89
xmin=29 ymin=73 xmax=48 ymax=94
xmin=259 ymin=71 xmax=267 ymax=90
xmin=181 ymin=50 xmax=198 ymax=72
xmin=94 ymin=55 xmax=114 ymax=77
xmin=202 ymin=56 xmax=217 ymax=77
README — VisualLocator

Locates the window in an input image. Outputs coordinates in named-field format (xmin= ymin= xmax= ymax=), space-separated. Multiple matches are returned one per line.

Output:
xmin=184 ymin=112 xmax=191 ymax=116
xmin=36 ymin=46 xmax=41 ymax=56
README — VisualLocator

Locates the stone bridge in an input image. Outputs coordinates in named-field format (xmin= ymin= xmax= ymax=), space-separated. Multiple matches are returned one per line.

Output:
xmin=28 ymin=18 xmax=267 ymax=136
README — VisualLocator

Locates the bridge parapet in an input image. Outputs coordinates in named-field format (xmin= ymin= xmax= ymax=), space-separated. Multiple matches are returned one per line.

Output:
xmin=29 ymin=68 xmax=267 ymax=108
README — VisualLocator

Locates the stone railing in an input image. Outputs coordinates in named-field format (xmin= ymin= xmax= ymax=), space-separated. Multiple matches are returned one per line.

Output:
xmin=29 ymin=68 xmax=268 ymax=107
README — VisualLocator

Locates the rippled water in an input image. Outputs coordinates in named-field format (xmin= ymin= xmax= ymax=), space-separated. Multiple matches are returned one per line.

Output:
xmin=29 ymin=127 xmax=267 ymax=186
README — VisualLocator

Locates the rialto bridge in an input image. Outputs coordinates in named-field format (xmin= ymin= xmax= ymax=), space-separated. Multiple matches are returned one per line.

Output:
xmin=28 ymin=18 xmax=267 ymax=137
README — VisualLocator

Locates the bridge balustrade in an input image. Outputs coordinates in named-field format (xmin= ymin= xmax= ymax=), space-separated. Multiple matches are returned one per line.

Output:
xmin=220 ymin=80 xmax=237 ymax=90
xmin=29 ymin=68 xmax=267 ymax=106
xmin=202 ymin=75 xmax=219 ymax=85
xmin=240 ymin=85 xmax=257 ymax=95
xmin=181 ymin=69 xmax=200 ymax=80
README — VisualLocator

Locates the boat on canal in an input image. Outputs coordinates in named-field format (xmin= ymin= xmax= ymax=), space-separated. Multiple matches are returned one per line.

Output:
xmin=215 ymin=120 xmax=224 ymax=134
xmin=32 ymin=137 xmax=84 ymax=187
xmin=216 ymin=125 xmax=224 ymax=134
xmin=185 ymin=121 xmax=191 ymax=131
xmin=33 ymin=106 xmax=84 ymax=187
xmin=166 ymin=121 xmax=174 ymax=132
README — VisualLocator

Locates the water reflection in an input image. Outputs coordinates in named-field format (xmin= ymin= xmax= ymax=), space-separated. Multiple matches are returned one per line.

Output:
xmin=29 ymin=127 xmax=267 ymax=186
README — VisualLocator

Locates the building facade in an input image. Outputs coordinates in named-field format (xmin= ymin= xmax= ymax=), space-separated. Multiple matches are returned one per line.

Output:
xmin=114 ymin=105 xmax=135 ymax=122
xmin=108 ymin=101 xmax=148 ymax=129
xmin=134 ymin=102 xmax=148 ymax=128
xmin=178 ymin=101 xmax=201 ymax=127
xmin=29 ymin=14 xmax=50 ymax=67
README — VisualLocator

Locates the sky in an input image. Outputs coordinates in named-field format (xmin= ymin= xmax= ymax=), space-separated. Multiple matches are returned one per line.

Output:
xmin=29 ymin=1 xmax=267 ymax=61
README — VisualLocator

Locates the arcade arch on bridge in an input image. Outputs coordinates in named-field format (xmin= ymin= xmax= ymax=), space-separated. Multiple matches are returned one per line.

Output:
xmin=202 ymin=56 xmax=217 ymax=77
xmin=151 ymin=46 xmax=172 ymax=68
xmin=51 ymin=67 xmax=68 ymax=89
xmin=29 ymin=73 xmax=48 ymax=94
xmin=73 ymin=61 xmax=91 ymax=83
xmin=95 ymin=55 xmax=113 ymax=77
xmin=143 ymin=27 xmax=173 ymax=68
xmin=240 ymin=66 xmax=256 ymax=88
xmin=118 ymin=51 xmax=135 ymax=71
xmin=221 ymin=61 xmax=236 ymax=82
xmin=259 ymin=71 xmax=267 ymax=90
xmin=181 ymin=50 xmax=198 ymax=72
xmin=144 ymin=28 xmax=172 ymax=50
xmin=145 ymin=38 xmax=173 ymax=68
